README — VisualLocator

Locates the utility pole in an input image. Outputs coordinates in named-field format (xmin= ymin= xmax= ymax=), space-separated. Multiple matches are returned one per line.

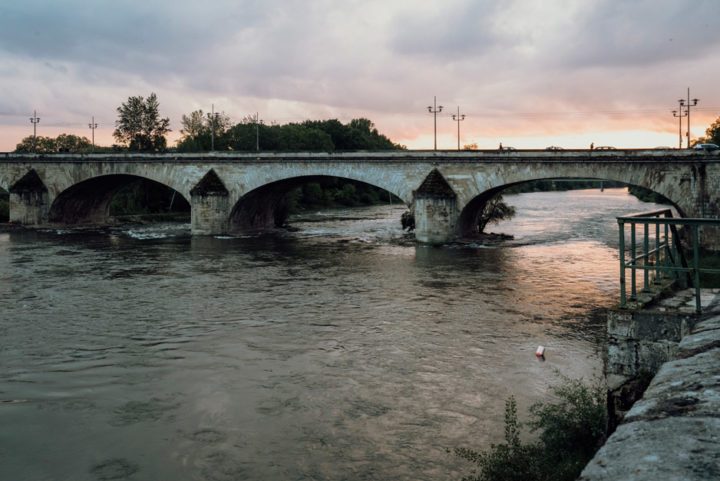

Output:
xmin=29 ymin=110 xmax=40 ymax=152
xmin=255 ymin=112 xmax=263 ymax=151
xmin=672 ymin=105 xmax=687 ymax=149
xmin=679 ymin=88 xmax=699 ymax=149
xmin=427 ymin=96 xmax=443 ymax=150
xmin=88 ymin=116 xmax=98 ymax=151
xmin=452 ymin=106 xmax=466 ymax=150
xmin=210 ymin=104 xmax=217 ymax=151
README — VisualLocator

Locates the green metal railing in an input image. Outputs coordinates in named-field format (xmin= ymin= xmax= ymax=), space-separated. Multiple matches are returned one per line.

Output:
xmin=618 ymin=209 xmax=720 ymax=312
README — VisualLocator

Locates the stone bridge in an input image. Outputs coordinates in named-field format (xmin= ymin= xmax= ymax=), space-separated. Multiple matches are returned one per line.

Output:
xmin=1 ymin=150 xmax=719 ymax=243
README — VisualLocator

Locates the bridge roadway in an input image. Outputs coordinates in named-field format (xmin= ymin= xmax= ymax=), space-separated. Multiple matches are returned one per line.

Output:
xmin=1 ymin=149 xmax=719 ymax=243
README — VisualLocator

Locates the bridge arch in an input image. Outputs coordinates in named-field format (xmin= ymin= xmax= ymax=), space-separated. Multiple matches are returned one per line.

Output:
xmin=49 ymin=174 xmax=190 ymax=224
xmin=456 ymin=175 xmax=684 ymax=237
xmin=229 ymin=175 xmax=402 ymax=232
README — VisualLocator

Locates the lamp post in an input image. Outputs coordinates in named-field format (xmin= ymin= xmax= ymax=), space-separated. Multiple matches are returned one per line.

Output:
xmin=672 ymin=107 xmax=687 ymax=149
xmin=679 ymin=88 xmax=699 ymax=149
xmin=427 ymin=96 xmax=443 ymax=150
xmin=210 ymin=104 xmax=219 ymax=151
xmin=254 ymin=112 xmax=263 ymax=151
xmin=88 ymin=116 xmax=98 ymax=151
xmin=452 ymin=106 xmax=466 ymax=150
xmin=29 ymin=110 xmax=40 ymax=152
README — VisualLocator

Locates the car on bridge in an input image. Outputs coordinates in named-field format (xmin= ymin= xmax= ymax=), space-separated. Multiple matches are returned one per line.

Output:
xmin=694 ymin=143 xmax=719 ymax=151
xmin=594 ymin=146 xmax=616 ymax=150
xmin=545 ymin=146 xmax=564 ymax=151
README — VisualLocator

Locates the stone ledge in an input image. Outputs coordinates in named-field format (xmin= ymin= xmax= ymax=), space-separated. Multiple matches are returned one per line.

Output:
xmin=579 ymin=417 xmax=720 ymax=481
xmin=691 ymin=314 xmax=720 ymax=334
xmin=624 ymin=348 xmax=720 ymax=422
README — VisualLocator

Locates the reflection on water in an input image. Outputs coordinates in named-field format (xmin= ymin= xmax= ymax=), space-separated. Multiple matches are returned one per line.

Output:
xmin=0 ymin=188 xmax=664 ymax=480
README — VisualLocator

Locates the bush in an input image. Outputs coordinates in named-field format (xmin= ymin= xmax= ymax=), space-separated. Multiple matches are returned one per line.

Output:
xmin=455 ymin=378 xmax=607 ymax=481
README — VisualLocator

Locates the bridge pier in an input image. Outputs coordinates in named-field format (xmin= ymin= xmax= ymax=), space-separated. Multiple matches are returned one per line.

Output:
xmin=8 ymin=169 xmax=49 ymax=226
xmin=413 ymin=169 xmax=459 ymax=244
xmin=190 ymin=170 xmax=230 ymax=235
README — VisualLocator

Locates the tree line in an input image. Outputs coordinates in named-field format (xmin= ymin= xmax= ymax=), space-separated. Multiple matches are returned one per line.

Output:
xmin=14 ymin=93 xmax=403 ymax=153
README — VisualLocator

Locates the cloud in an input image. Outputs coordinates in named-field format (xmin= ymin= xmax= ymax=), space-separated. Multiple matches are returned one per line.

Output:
xmin=0 ymin=0 xmax=718 ymax=151
xmin=549 ymin=0 xmax=720 ymax=68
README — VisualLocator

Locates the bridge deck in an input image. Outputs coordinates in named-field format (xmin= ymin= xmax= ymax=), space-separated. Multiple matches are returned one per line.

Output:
xmin=1 ymin=149 xmax=718 ymax=164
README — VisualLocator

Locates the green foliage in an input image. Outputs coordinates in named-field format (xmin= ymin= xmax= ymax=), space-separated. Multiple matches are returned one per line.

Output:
xmin=176 ymin=109 xmax=232 ymax=152
xmin=455 ymin=378 xmax=607 ymax=481
xmin=108 ymin=179 xmax=189 ymax=216
xmin=113 ymin=93 xmax=171 ymax=151
xmin=477 ymin=195 xmax=516 ymax=233
xmin=285 ymin=179 xmax=398 ymax=213
xmin=179 ymin=116 xmax=403 ymax=152
xmin=14 ymin=134 xmax=92 ymax=153
xmin=505 ymin=180 xmax=623 ymax=194
xmin=697 ymin=116 xmax=720 ymax=145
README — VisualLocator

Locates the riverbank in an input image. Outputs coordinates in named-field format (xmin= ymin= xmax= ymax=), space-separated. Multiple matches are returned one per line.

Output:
xmin=581 ymin=289 xmax=720 ymax=481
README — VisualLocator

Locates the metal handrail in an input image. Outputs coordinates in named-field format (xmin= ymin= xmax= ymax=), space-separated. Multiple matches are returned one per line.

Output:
xmin=618 ymin=210 xmax=720 ymax=313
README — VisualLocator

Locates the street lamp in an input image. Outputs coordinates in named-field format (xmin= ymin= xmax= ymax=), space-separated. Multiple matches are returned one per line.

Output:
xmin=427 ymin=96 xmax=443 ymax=150
xmin=29 ymin=110 xmax=40 ymax=152
xmin=452 ymin=106 xmax=466 ymax=150
xmin=679 ymin=88 xmax=699 ymax=149
xmin=88 ymin=116 xmax=98 ymax=151
xmin=210 ymin=104 xmax=220 ymax=151
xmin=254 ymin=112 xmax=263 ymax=151
xmin=672 ymin=107 xmax=687 ymax=149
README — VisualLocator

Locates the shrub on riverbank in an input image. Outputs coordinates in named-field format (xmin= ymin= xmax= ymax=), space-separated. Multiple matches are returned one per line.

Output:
xmin=454 ymin=377 xmax=607 ymax=481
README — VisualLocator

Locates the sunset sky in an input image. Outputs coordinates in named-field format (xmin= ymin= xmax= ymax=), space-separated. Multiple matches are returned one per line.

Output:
xmin=0 ymin=0 xmax=718 ymax=151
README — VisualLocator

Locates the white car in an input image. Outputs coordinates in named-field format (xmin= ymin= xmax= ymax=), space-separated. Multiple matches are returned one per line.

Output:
xmin=694 ymin=143 xmax=719 ymax=151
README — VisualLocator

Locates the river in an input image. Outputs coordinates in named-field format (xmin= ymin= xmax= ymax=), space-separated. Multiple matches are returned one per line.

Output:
xmin=0 ymin=188 xmax=663 ymax=481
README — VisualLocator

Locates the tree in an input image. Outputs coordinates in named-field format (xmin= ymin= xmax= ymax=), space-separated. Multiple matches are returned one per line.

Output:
xmin=55 ymin=134 xmax=92 ymax=152
xmin=15 ymin=136 xmax=57 ymax=153
xmin=15 ymin=134 xmax=91 ymax=153
xmin=177 ymin=109 xmax=232 ymax=151
xmin=696 ymin=116 xmax=720 ymax=145
xmin=477 ymin=194 xmax=516 ymax=233
xmin=113 ymin=93 xmax=171 ymax=151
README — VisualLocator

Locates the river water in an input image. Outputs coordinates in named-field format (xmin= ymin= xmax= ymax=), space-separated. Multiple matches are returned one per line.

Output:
xmin=0 ymin=188 xmax=662 ymax=481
